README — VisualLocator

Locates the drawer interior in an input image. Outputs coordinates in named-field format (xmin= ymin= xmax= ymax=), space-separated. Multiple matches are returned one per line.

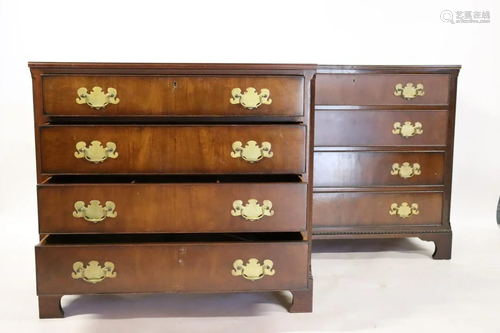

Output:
xmin=42 ymin=174 xmax=304 ymax=184
xmin=40 ymin=232 xmax=306 ymax=245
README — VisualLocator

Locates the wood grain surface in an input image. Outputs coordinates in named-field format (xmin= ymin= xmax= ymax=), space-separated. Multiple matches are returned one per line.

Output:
xmin=40 ymin=125 xmax=306 ymax=174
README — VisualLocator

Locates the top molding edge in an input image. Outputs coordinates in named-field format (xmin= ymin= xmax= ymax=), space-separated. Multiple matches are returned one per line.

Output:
xmin=28 ymin=62 xmax=318 ymax=71
xmin=318 ymin=64 xmax=461 ymax=74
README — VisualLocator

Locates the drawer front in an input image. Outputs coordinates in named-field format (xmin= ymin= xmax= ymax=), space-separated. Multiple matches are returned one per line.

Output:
xmin=40 ymin=125 xmax=306 ymax=174
xmin=315 ymin=111 xmax=447 ymax=147
xmin=42 ymin=75 xmax=304 ymax=117
xmin=313 ymin=192 xmax=443 ymax=228
xmin=313 ymin=152 xmax=445 ymax=187
xmin=38 ymin=183 xmax=307 ymax=233
xmin=315 ymin=74 xmax=449 ymax=105
xmin=36 ymin=242 xmax=308 ymax=294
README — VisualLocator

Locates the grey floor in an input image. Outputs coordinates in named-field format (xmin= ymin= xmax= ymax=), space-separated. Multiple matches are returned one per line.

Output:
xmin=1 ymin=226 xmax=499 ymax=332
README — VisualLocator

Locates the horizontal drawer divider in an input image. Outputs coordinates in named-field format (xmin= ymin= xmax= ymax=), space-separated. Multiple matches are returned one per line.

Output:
xmin=42 ymin=232 xmax=306 ymax=245
xmin=314 ymin=147 xmax=446 ymax=152
xmin=313 ymin=186 xmax=444 ymax=193
xmin=315 ymin=105 xmax=449 ymax=111
xmin=43 ymin=121 xmax=305 ymax=126
xmin=314 ymin=146 xmax=447 ymax=152
xmin=43 ymin=174 xmax=304 ymax=184
xmin=46 ymin=117 xmax=305 ymax=125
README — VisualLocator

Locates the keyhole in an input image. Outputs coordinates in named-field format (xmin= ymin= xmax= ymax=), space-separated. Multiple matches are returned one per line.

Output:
xmin=173 ymin=81 xmax=177 ymax=87
xmin=352 ymin=78 xmax=356 ymax=83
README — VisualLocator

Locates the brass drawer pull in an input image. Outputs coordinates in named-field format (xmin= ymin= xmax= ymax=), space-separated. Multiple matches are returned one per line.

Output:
xmin=74 ymin=141 xmax=118 ymax=164
xmin=231 ymin=199 xmax=274 ymax=221
xmin=231 ymin=259 xmax=275 ymax=281
xmin=394 ymin=83 xmax=425 ymax=100
xmin=392 ymin=122 xmax=423 ymax=138
xmin=72 ymin=261 xmax=117 ymax=284
xmin=231 ymin=140 xmax=273 ymax=163
xmin=389 ymin=202 xmax=419 ymax=219
xmin=73 ymin=200 xmax=117 ymax=223
xmin=391 ymin=162 xmax=421 ymax=179
xmin=76 ymin=86 xmax=120 ymax=109
xmin=230 ymin=87 xmax=272 ymax=109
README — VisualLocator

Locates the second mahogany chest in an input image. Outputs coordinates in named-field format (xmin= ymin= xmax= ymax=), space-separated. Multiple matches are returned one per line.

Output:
xmin=312 ymin=65 xmax=460 ymax=259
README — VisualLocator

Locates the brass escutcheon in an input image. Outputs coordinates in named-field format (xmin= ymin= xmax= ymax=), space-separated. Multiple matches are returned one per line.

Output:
xmin=391 ymin=162 xmax=421 ymax=179
xmin=231 ymin=199 xmax=274 ymax=221
xmin=392 ymin=122 xmax=423 ymax=138
xmin=230 ymin=87 xmax=272 ymax=109
xmin=231 ymin=258 xmax=275 ymax=281
xmin=231 ymin=140 xmax=273 ymax=163
xmin=73 ymin=200 xmax=117 ymax=223
xmin=74 ymin=141 xmax=118 ymax=164
xmin=76 ymin=86 xmax=119 ymax=109
xmin=394 ymin=83 xmax=425 ymax=100
xmin=389 ymin=202 xmax=419 ymax=219
xmin=72 ymin=261 xmax=117 ymax=284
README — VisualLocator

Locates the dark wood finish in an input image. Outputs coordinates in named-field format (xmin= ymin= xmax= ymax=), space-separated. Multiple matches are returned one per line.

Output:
xmin=317 ymin=65 xmax=461 ymax=74
xmin=42 ymin=75 xmax=304 ymax=117
xmin=30 ymin=62 xmax=318 ymax=72
xmin=289 ymin=275 xmax=313 ymax=313
xmin=310 ymin=231 xmax=451 ymax=260
xmin=40 ymin=125 xmax=306 ymax=174
xmin=441 ymin=70 xmax=460 ymax=232
xmin=38 ymin=295 xmax=64 ymax=319
xmin=315 ymin=110 xmax=447 ymax=147
xmin=31 ymin=68 xmax=49 ymax=184
xmin=419 ymin=232 xmax=452 ymax=260
xmin=35 ymin=240 xmax=308 ymax=294
xmin=38 ymin=182 xmax=307 ymax=233
xmin=300 ymin=68 xmax=315 ymax=315
xmin=29 ymin=62 xmax=316 ymax=184
xmin=31 ymin=62 xmax=316 ymax=316
xmin=313 ymin=151 xmax=445 ymax=187
xmin=312 ymin=65 xmax=460 ymax=260
xmin=313 ymin=191 xmax=443 ymax=228
xmin=315 ymin=74 xmax=449 ymax=105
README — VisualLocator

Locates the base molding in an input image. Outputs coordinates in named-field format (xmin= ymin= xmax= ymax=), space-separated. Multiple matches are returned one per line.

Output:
xmin=313 ymin=229 xmax=452 ymax=237
xmin=312 ymin=230 xmax=452 ymax=260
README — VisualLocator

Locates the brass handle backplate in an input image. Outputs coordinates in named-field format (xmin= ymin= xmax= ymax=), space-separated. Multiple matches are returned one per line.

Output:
xmin=231 ymin=259 xmax=275 ymax=281
xmin=389 ymin=202 xmax=419 ymax=219
xmin=73 ymin=200 xmax=117 ymax=223
xmin=76 ymin=86 xmax=119 ymax=109
xmin=72 ymin=261 xmax=117 ymax=284
xmin=391 ymin=162 xmax=421 ymax=179
xmin=392 ymin=122 xmax=423 ymax=138
xmin=231 ymin=199 xmax=274 ymax=221
xmin=230 ymin=87 xmax=272 ymax=109
xmin=74 ymin=141 xmax=118 ymax=164
xmin=394 ymin=83 xmax=425 ymax=100
xmin=231 ymin=140 xmax=273 ymax=163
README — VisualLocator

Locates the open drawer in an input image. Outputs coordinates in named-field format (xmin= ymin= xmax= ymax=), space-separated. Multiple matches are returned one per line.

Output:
xmin=35 ymin=233 xmax=309 ymax=295
xmin=38 ymin=175 xmax=307 ymax=234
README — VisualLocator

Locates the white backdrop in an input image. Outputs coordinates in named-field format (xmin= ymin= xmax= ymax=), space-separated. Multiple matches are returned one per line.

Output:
xmin=0 ymin=0 xmax=499 ymax=250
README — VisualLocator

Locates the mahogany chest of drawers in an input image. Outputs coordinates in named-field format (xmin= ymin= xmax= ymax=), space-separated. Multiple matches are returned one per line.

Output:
xmin=312 ymin=65 xmax=460 ymax=259
xmin=30 ymin=62 xmax=316 ymax=318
